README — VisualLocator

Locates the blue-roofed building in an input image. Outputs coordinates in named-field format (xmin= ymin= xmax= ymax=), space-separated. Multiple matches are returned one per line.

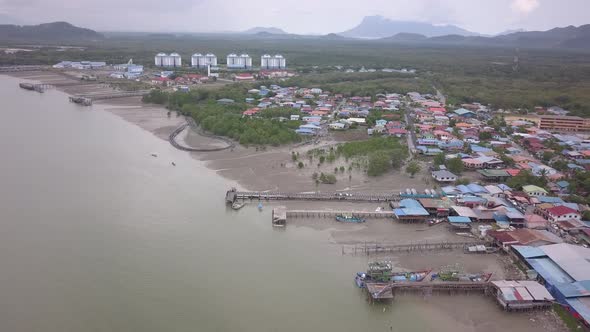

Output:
xmin=470 ymin=144 xmax=492 ymax=153
xmin=454 ymin=108 xmax=475 ymax=117
xmin=441 ymin=186 xmax=460 ymax=196
xmin=467 ymin=183 xmax=487 ymax=194
xmin=512 ymin=243 xmax=590 ymax=327
xmin=448 ymin=216 xmax=471 ymax=224
xmin=394 ymin=199 xmax=429 ymax=222
xmin=438 ymin=140 xmax=464 ymax=150
xmin=537 ymin=196 xmax=565 ymax=204
xmin=456 ymin=185 xmax=472 ymax=194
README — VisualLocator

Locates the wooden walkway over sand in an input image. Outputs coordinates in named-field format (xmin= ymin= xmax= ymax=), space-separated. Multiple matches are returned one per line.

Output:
xmin=76 ymin=90 xmax=152 ymax=101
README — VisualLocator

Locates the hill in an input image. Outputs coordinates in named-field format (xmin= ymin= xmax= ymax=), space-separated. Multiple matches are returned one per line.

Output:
xmin=0 ymin=21 xmax=104 ymax=42
xmin=242 ymin=27 xmax=287 ymax=35
xmin=340 ymin=15 xmax=476 ymax=38
xmin=378 ymin=24 xmax=590 ymax=50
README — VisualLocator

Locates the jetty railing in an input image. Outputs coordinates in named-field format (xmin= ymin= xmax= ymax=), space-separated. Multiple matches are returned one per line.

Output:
xmin=342 ymin=241 xmax=491 ymax=255
xmin=227 ymin=190 xmax=401 ymax=203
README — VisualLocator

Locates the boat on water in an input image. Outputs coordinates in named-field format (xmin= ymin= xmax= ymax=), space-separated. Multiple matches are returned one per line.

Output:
xmin=355 ymin=261 xmax=430 ymax=288
xmin=335 ymin=213 xmax=365 ymax=223
xmin=355 ymin=269 xmax=431 ymax=288
xmin=431 ymin=270 xmax=493 ymax=282
xmin=258 ymin=202 xmax=263 ymax=211
xmin=232 ymin=202 xmax=245 ymax=210
xmin=428 ymin=218 xmax=444 ymax=226
xmin=19 ymin=83 xmax=35 ymax=91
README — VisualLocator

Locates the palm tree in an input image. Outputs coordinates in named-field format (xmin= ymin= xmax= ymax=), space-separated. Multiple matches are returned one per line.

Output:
xmin=406 ymin=161 xmax=421 ymax=178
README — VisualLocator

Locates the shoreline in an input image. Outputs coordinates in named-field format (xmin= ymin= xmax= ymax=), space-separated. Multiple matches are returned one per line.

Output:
xmin=0 ymin=71 xmax=571 ymax=331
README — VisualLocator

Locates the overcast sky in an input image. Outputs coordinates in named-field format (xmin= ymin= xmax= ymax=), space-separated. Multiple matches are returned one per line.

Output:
xmin=0 ymin=0 xmax=588 ymax=34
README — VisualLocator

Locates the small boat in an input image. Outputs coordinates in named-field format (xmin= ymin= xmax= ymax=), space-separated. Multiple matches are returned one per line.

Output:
xmin=428 ymin=218 xmax=444 ymax=226
xmin=355 ymin=272 xmax=367 ymax=288
xmin=171 ymin=162 xmax=176 ymax=166
xmin=258 ymin=202 xmax=263 ymax=211
xmin=335 ymin=214 xmax=365 ymax=223
xmin=151 ymin=153 xmax=158 ymax=157
xmin=232 ymin=202 xmax=245 ymax=210
xmin=19 ymin=83 xmax=35 ymax=90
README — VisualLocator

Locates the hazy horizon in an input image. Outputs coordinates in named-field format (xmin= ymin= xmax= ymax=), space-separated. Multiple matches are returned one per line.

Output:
xmin=0 ymin=0 xmax=589 ymax=35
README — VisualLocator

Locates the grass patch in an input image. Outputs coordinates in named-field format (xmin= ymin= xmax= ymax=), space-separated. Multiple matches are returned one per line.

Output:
xmin=553 ymin=304 xmax=582 ymax=332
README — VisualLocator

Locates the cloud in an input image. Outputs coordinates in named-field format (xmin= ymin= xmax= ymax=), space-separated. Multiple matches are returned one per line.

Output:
xmin=511 ymin=0 xmax=540 ymax=14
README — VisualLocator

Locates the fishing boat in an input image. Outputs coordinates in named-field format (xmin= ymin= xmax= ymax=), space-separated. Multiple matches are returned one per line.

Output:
xmin=432 ymin=270 xmax=493 ymax=282
xmin=258 ymin=202 xmax=263 ymax=211
xmin=171 ymin=162 xmax=176 ymax=166
xmin=335 ymin=213 xmax=365 ymax=223
xmin=19 ymin=83 xmax=35 ymax=91
xmin=151 ymin=153 xmax=158 ymax=157
xmin=355 ymin=268 xmax=431 ymax=288
xmin=231 ymin=202 xmax=245 ymax=210
xmin=428 ymin=218 xmax=444 ymax=226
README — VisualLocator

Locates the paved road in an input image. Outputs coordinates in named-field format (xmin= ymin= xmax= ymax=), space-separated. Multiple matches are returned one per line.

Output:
xmin=404 ymin=108 xmax=417 ymax=157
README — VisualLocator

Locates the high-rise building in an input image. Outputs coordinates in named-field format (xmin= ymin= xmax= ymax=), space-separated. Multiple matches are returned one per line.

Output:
xmin=226 ymin=53 xmax=252 ymax=69
xmin=191 ymin=53 xmax=217 ymax=68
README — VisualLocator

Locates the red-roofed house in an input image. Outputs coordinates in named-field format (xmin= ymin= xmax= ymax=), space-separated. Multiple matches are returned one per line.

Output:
xmin=505 ymin=169 xmax=521 ymax=177
xmin=243 ymin=108 xmax=260 ymax=116
xmin=151 ymin=77 xmax=172 ymax=86
xmin=234 ymin=73 xmax=255 ymax=82
xmin=388 ymin=128 xmax=408 ymax=137
xmin=546 ymin=206 xmax=581 ymax=222
xmin=428 ymin=107 xmax=447 ymax=113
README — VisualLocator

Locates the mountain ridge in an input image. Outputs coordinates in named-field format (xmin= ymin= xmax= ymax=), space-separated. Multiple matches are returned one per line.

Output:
xmin=340 ymin=15 xmax=477 ymax=38
xmin=0 ymin=21 xmax=104 ymax=41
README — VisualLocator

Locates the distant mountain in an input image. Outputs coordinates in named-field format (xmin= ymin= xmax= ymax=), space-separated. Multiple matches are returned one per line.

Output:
xmin=0 ymin=21 xmax=104 ymax=41
xmin=378 ymin=24 xmax=590 ymax=50
xmin=320 ymin=33 xmax=349 ymax=40
xmin=495 ymin=29 xmax=526 ymax=36
xmin=340 ymin=15 xmax=477 ymax=38
xmin=381 ymin=33 xmax=427 ymax=42
xmin=242 ymin=27 xmax=287 ymax=35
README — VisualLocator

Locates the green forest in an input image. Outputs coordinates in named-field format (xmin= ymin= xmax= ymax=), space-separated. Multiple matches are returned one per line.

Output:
xmin=142 ymin=88 xmax=301 ymax=146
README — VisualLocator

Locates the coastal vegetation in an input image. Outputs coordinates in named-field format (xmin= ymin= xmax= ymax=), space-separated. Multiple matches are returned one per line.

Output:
xmin=143 ymin=89 xmax=301 ymax=146
xmin=3 ymin=36 xmax=590 ymax=115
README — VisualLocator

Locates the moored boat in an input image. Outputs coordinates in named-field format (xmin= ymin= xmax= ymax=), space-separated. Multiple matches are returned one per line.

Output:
xmin=232 ymin=202 xmax=245 ymax=210
xmin=335 ymin=213 xmax=365 ymax=223
xmin=19 ymin=83 xmax=35 ymax=90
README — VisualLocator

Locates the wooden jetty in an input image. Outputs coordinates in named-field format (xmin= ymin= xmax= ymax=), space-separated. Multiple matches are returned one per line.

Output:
xmin=287 ymin=210 xmax=395 ymax=219
xmin=365 ymin=280 xmax=490 ymax=302
xmin=226 ymin=188 xmax=401 ymax=203
xmin=342 ymin=241 xmax=491 ymax=255
xmin=19 ymin=83 xmax=54 ymax=93
xmin=75 ymin=90 xmax=151 ymax=101
xmin=0 ymin=65 xmax=45 ymax=72
xmin=69 ymin=96 xmax=92 ymax=106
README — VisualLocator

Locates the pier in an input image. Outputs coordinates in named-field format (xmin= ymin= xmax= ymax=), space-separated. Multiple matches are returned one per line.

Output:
xmin=226 ymin=189 xmax=401 ymax=203
xmin=287 ymin=210 xmax=395 ymax=219
xmin=75 ymin=90 xmax=152 ymax=101
xmin=342 ymin=241 xmax=490 ymax=255
xmin=0 ymin=65 xmax=45 ymax=72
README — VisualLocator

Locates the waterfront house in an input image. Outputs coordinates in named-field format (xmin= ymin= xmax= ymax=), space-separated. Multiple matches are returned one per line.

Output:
xmin=431 ymin=170 xmax=458 ymax=183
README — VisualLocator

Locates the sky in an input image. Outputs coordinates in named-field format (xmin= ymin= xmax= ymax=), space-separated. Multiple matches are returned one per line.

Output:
xmin=0 ymin=0 xmax=588 ymax=35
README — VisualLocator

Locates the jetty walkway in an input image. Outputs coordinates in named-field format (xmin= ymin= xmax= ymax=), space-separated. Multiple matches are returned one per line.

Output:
xmin=342 ymin=241 xmax=487 ymax=255
xmin=226 ymin=189 xmax=401 ymax=203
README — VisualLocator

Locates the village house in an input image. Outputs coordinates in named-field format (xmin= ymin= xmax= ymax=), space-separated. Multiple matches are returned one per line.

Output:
xmin=431 ymin=170 xmax=458 ymax=183
xmin=545 ymin=206 xmax=581 ymax=222
xmin=522 ymin=185 xmax=548 ymax=197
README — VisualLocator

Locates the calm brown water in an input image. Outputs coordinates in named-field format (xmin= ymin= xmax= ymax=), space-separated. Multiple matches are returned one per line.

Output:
xmin=0 ymin=75 xmax=550 ymax=332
